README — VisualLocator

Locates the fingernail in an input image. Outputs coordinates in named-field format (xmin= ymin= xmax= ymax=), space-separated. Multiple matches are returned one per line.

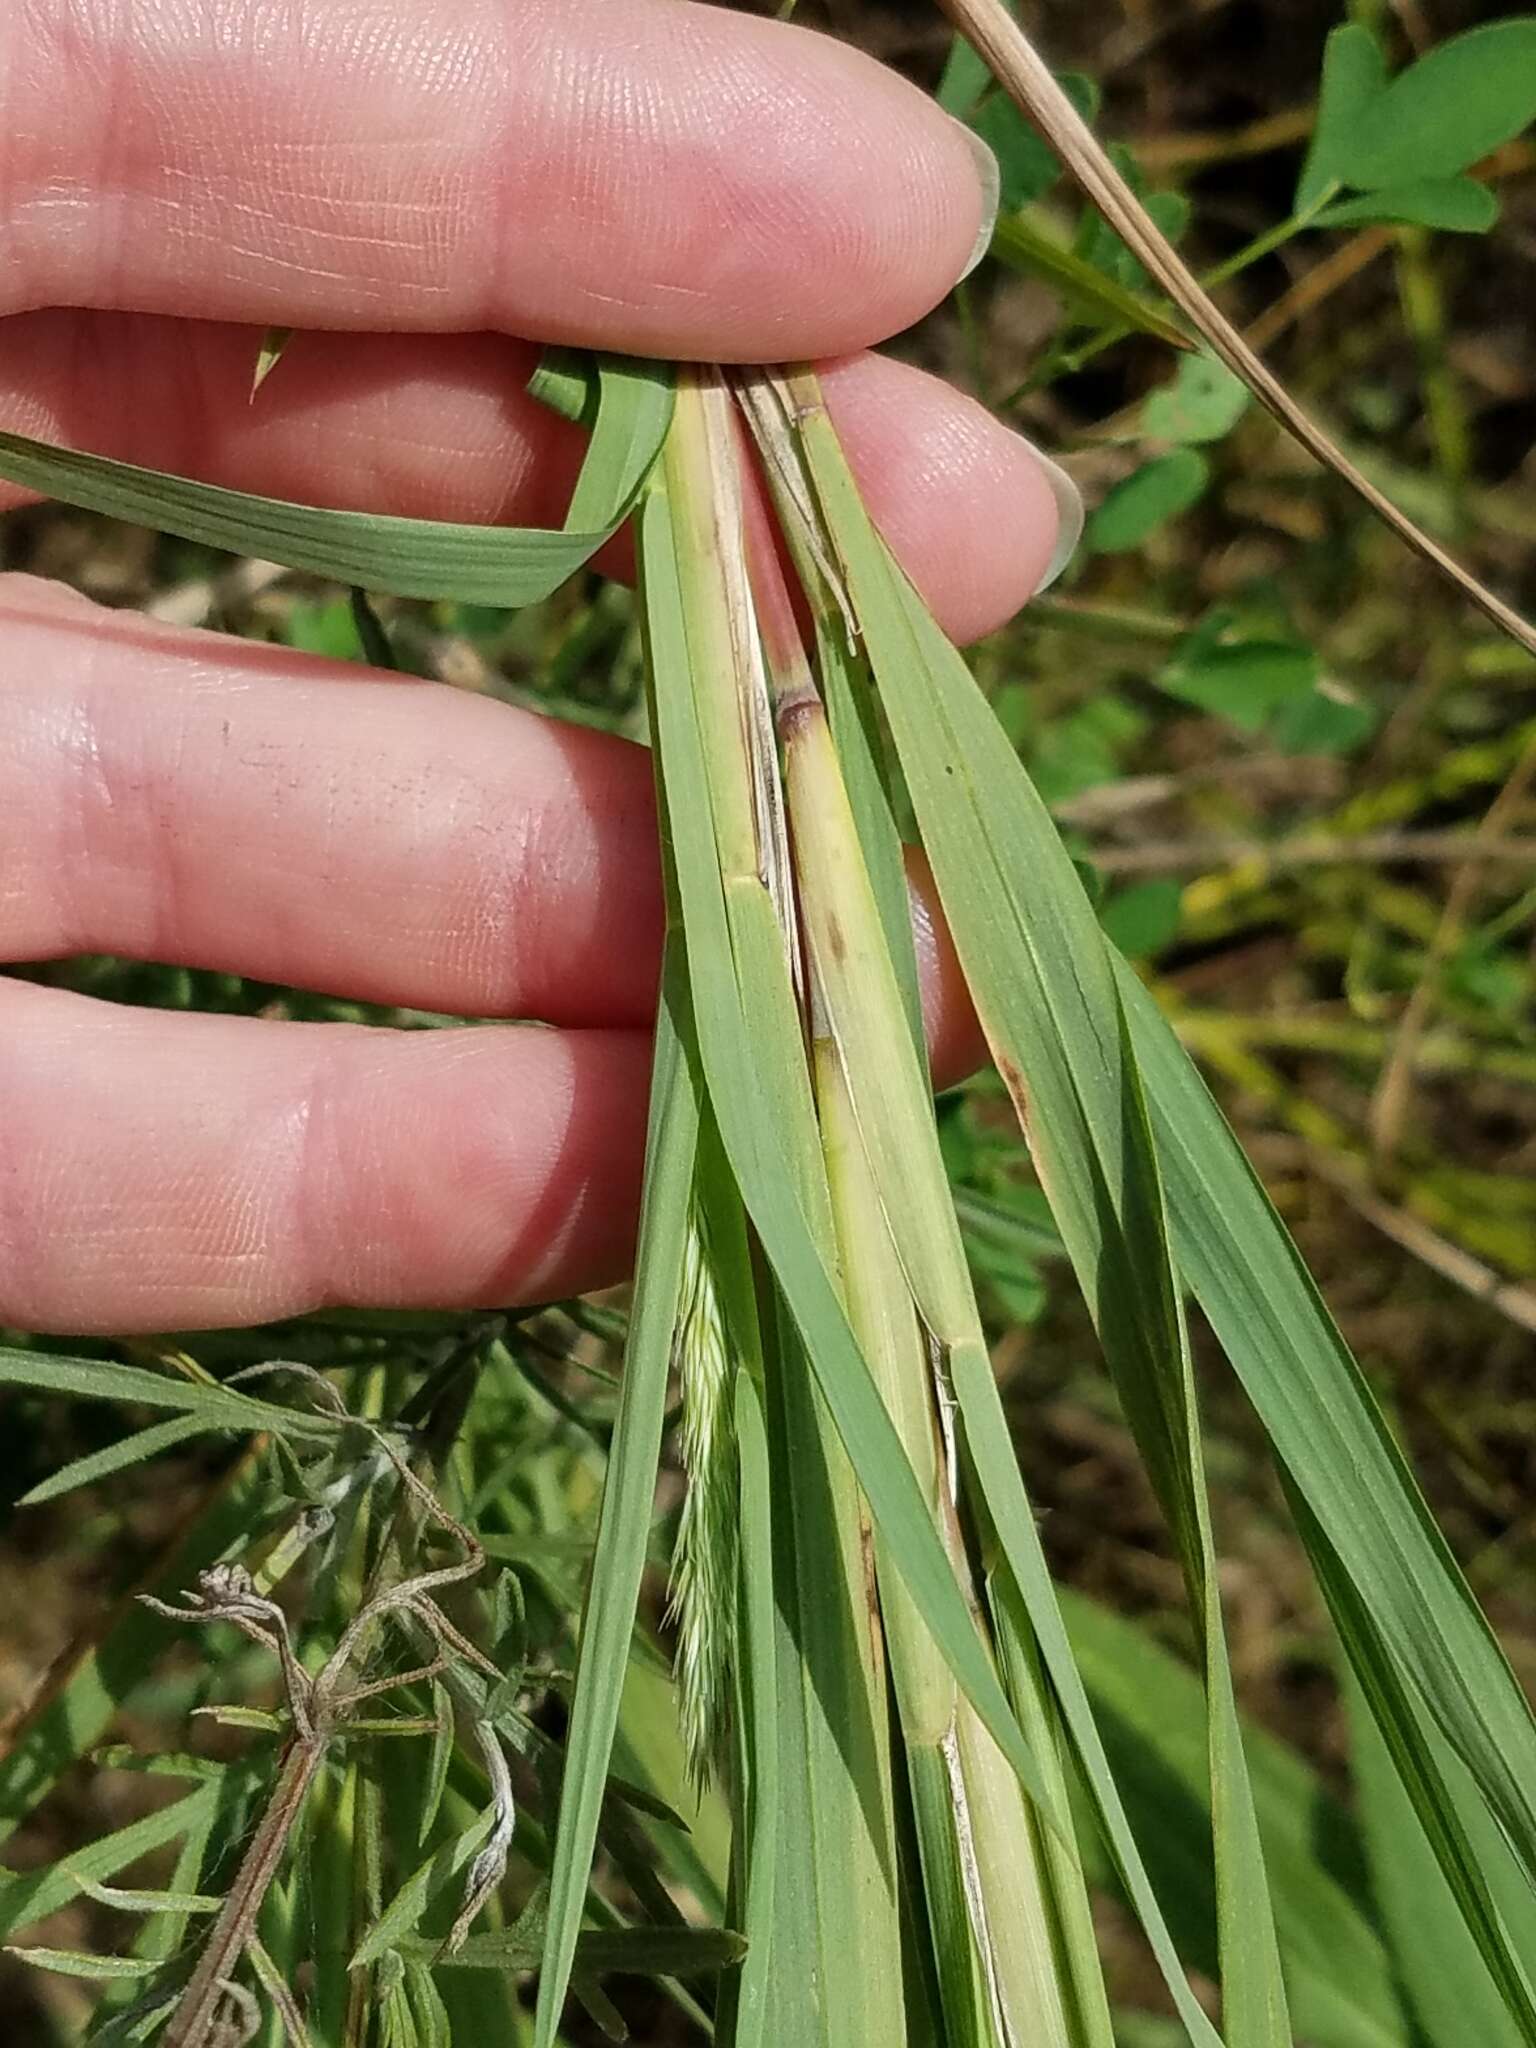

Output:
xmin=953 ymin=119 xmax=1000 ymax=282
xmin=1016 ymin=433 xmax=1084 ymax=594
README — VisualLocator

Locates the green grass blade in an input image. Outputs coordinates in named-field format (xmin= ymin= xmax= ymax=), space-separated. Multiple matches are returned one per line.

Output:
xmin=533 ymin=938 xmax=701 ymax=2048
xmin=17 ymin=1414 xmax=215 ymax=1506
xmin=665 ymin=1100 xmax=789 ymax=2048
xmin=952 ymin=1353 xmax=1225 ymax=2046
xmin=785 ymin=688 xmax=1094 ymax=2046
xmin=1302 ymin=1502 xmax=1536 ymax=2042
xmin=759 ymin=1276 xmax=908 ymax=2046
xmin=429 ymin=1923 xmax=745 ymax=1975
xmin=0 ymin=357 xmax=670 ymax=609
xmin=1113 ymin=1040 xmax=1290 ymax=2048
xmin=1115 ymin=959 xmax=1536 ymax=1914
xmin=786 ymin=371 xmax=1272 ymax=2045
xmin=353 ymin=1815 xmax=498 ymax=1970
xmin=109 ymin=1790 xmax=225 ymax=2029
xmin=653 ymin=369 xmax=907 ymax=2046
xmin=1346 ymin=1665 xmax=1523 ymax=2048
xmin=638 ymin=448 xmax=1064 ymax=1843
xmin=5 ymin=1947 xmax=163 ymax=1982
xmin=987 ymin=1578 xmax=1117 ymax=2048
xmin=719 ymin=1307 xmax=785 ymax=2048
xmin=989 ymin=212 xmax=1193 ymax=349
xmin=816 ymin=1051 xmax=996 ymax=2048
xmin=0 ymin=1351 xmax=335 ymax=1439
xmin=1063 ymin=1591 xmax=1411 ymax=2048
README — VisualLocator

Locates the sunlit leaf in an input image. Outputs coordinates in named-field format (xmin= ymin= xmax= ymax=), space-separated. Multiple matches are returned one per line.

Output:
xmin=1087 ymin=450 xmax=1209 ymax=552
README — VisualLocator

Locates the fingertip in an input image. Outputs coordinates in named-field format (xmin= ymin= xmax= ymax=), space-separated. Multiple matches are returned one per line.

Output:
xmin=818 ymin=354 xmax=1075 ymax=644
xmin=699 ymin=29 xmax=999 ymax=357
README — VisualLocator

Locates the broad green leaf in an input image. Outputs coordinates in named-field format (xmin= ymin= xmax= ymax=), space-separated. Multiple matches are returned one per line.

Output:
xmin=1313 ymin=178 xmax=1499 ymax=234
xmin=937 ymin=0 xmax=1536 ymax=655
xmin=990 ymin=214 xmax=1192 ymax=350
xmin=18 ymin=1413 xmax=213 ymax=1506
xmin=1087 ymin=451 xmax=1209 ymax=553
xmin=533 ymin=943 xmax=702 ymax=2048
xmin=0 ymin=355 xmax=671 ymax=608
xmin=283 ymin=595 xmax=373 ymax=662
xmin=1030 ymin=697 xmax=1148 ymax=806
xmin=1338 ymin=20 xmax=1536 ymax=189
xmin=968 ymin=72 xmax=1099 ymax=209
xmin=935 ymin=0 xmax=1040 ymax=118
xmin=1100 ymin=880 xmax=1183 ymax=959
xmin=1158 ymin=627 xmax=1320 ymax=733
xmin=1143 ymin=355 xmax=1250 ymax=445
xmin=1270 ymin=682 xmax=1378 ymax=757
xmin=1297 ymin=24 xmax=1390 ymax=211
xmin=1074 ymin=147 xmax=1190 ymax=289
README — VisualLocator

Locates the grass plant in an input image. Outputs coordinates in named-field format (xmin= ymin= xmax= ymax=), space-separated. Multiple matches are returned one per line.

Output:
xmin=3 ymin=5 xmax=1536 ymax=2045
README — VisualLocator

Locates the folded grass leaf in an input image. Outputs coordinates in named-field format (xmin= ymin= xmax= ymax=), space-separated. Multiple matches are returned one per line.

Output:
xmin=0 ymin=356 xmax=671 ymax=609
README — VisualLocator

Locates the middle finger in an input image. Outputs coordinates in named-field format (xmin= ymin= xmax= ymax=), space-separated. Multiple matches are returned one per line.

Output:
xmin=0 ymin=575 xmax=987 ymax=1083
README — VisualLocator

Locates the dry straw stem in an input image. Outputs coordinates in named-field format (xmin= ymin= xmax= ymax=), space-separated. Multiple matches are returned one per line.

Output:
xmin=937 ymin=0 xmax=1536 ymax=657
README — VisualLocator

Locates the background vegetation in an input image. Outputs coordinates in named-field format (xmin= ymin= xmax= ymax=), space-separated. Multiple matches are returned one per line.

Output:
xmin=2 ymin=1 xmax=1534 ymax=2041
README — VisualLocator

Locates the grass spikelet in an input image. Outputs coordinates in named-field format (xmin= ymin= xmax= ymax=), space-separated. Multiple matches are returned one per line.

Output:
xmin=666 ymin=1201 xmax=740 ymax=1791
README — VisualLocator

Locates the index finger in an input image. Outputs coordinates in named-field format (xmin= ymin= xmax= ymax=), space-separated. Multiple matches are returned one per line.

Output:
xmin=4 ymin=0 xmax=995 ymax=361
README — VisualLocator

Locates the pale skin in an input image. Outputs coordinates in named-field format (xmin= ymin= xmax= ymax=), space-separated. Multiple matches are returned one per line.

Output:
xmin=0 ymin=0 xmax=1064 ymax=1335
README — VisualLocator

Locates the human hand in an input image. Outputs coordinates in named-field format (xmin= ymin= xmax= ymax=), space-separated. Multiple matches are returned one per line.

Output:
xmin=0 ymin=0 xmax=1074 ymax=1335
